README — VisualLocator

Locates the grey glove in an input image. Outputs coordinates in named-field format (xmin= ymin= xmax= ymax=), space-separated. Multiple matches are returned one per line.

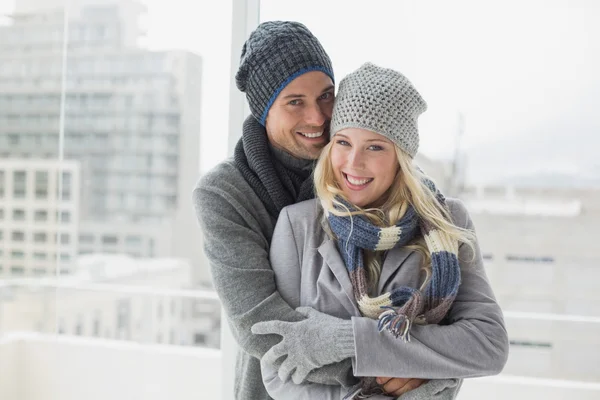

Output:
xmin=252 ymin=307 xmax=356 ymax=384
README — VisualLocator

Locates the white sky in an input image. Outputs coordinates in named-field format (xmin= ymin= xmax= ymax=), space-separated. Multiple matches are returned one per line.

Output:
xmin=2 ymin=0 xmax=599 ymax=184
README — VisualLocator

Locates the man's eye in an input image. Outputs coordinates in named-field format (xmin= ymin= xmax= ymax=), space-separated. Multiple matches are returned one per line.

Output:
xmin=289 ymin=99 xmax=301 ymax=106
xmin=319 ymin=92 xmax=333 ymax=100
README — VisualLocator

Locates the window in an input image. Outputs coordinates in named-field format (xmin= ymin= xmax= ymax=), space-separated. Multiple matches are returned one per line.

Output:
xmin=35 ymin=171 xmax=48 ymax=199
xmin=10 ymin=266 xmax=25 ymax=275
xmin=506 ymin=255 xmax=555 ymax=264
xmin=125 ymin=235 xmax=142 ymax=246
xmin=75 ymin=315 xmax=84 ymax=336
xmin=61 ymin=171 xmax=72 ymax=200
xmin=34 ymin=210 xmax=48 ymax=221
xmin=12 ymin=231 xmax=25 ymax=241
xmin=0 ymin=171 xmax=5 ymax=197
xmin=13 ymin=171 xmax=26 ymax=198
xmin=33 ymin=232 xmax=47 ymax=243
xmin=58 ymin=210 xmax=71 ymax=223
xmin=102 ymin=235 xmax=118 ymax=245
xmin=12 ymin=209 xmax=25 ymax=221
xmin=79 ymin=234 xmax=94 ymax=244
xmin=11 ymin=250 xmax=25 ymax=259
xmin=93 ymin=311 xmax=101 ymax=336
xmin=60 ymin=234 xmax=70 ymax=245
xmin=33 ymin=268 xmax=46 ymax=275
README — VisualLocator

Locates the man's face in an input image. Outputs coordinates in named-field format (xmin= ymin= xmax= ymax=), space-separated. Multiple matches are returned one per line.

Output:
xmin=264 ymin=71 xmax=335 ymax=160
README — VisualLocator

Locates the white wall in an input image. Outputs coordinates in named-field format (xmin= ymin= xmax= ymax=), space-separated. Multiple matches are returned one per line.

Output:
xmin=0 ymin=333 xmax=221 ymax=400
xmin=0 ymin=336 xmax=21 ymax=399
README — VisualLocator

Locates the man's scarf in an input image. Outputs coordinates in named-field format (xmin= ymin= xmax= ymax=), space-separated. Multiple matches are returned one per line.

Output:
xmin=234 ymin=116 xmax=314 ymax=220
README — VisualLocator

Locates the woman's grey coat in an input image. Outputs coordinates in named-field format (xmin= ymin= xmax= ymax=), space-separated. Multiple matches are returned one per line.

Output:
xmin=261 ymin=198 xmax=509 ymax=399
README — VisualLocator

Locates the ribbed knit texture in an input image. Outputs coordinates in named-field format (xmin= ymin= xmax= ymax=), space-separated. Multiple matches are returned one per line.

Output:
xmin=333 ymin=180 xmax=461 ymax=399
xmin=235 ymin=21 xmax=334 ymax=125
xmin=234 ymin=115 xmax=315 ymax=220
xmin=329 ymin=178 xmax=460 ymax=340
xmin=330 ymin=62 xmax=427 ymax=158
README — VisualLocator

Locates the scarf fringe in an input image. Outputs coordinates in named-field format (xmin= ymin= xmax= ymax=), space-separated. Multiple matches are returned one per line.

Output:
xmin=377 ymin=307 xmax=413 ymax=342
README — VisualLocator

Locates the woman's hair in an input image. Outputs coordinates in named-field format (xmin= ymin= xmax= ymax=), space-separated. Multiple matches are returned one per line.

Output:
xmin=314 ymin=139 xmax=475 ymax=291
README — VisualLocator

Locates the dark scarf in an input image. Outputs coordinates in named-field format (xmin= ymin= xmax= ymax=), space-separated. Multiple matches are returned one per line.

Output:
xmin=234 ymin=116 xmax=315 ymax=220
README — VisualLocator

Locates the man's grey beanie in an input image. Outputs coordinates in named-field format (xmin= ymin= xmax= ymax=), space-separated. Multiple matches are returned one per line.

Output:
xmin=235 ymin=21 xmax=334 ymax=126
xmin=330 ymin=63 xmax=427 ymax=158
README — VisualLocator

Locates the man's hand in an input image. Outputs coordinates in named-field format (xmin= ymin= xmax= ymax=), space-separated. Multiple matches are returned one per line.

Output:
xmin=252 ymin=307 xmax=356 ymax=384
xmin=376 ymin=377 xmax=428 ymax=397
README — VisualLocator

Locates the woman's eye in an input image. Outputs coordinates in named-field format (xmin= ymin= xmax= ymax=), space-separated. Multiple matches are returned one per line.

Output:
xmin=368 ymin=145 xmax=383 ymax=151
xmin=336 ymin=140 xmax=350 ymax=146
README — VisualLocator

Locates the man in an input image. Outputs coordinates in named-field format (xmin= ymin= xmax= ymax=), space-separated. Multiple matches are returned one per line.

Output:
xmin=194 ymin=21 xmax=422 ymax=399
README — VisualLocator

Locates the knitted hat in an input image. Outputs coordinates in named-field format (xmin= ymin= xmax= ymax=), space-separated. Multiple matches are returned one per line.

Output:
xmin=236 ymin=21 xmax=334 ymax=126
xmin=330 ymin=63 xmax=427 ymax=158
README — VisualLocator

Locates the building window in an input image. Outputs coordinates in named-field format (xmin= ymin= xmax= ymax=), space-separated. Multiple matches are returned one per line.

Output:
xmin=35 ymin=171 xmax=48 ymax=199
xmin=34 ymin=210 xmax=48 ymax=221
xmin=482 ymin=254 xmax=494 ymax=261
xmin=506 ymin=255 xmax=555 ymax=264
xmin=11 ymin=250 xmax=25 ymax=259
xmin=79 ymin=234 xmax=94 ymax=244
xmin=125 ymin=235 xmax=142 ymax=246
xmin=13 ymin=171 xmax=27 ymax=198
xmin=93 ymin=311 xmax=101 ymax=336
xmin=0 ymin=209 xmax=4 ymax=220
xmin=194 ymin=333 xmax=207 ymax=345
xmin=60 ymin=234 xmax=70 ymax=245
xmin=102 ymin=235 xmax=118 ymax=245
xmin=10 ymin=266 xmax=25 ymax=275
xmin=510 ymin=340 xmax=553 ymax=349
xmin=57 ymin=210 xmax=71 ymax=223
xmin=33 ymin=268 xmax=46 ymax=275
xmin=61 ymin=171 xmax=72 ymax=201
xmin=33 ymin=232 xmax=47 ymax=243
xmin=59 ymin=253 xmax=71 ymax=262
xmin=12 ymin=209 xmax=26 ymax=221
xmin=12 ymin=231 xmax=25 ymax=241
xmin=33 ymin=252 xmax=47 ymax=260
xmin=75 ymin=315 xmax=84 ymax=336
xmin=0 ymin=171 xmax=5 ymax=198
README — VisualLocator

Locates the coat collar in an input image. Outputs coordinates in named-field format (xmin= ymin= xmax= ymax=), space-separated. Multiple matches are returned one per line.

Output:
xmin=317 ymin=237 xmax=414 ymax=309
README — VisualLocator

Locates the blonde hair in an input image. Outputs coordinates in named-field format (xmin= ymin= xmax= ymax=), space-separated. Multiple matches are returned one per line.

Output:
xmin=314 ymin=140 xmax=475 ymax=292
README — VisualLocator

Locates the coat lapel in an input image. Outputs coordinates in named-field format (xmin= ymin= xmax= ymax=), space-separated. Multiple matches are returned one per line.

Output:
xmin=377 ymin=247 xmax=414 ymax=294
xmin=317 ymin=238 xmax=361 ymax=315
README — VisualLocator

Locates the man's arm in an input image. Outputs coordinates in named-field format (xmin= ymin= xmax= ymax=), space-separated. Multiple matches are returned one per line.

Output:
xmin=193 ymin=169 xmax=354 ymax=386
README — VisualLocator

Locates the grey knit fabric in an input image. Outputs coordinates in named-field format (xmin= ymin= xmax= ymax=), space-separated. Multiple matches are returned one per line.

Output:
xmin=330 ymin=62 xmax=427 ymax=158
xmin=236 ymin=21 xmax=334 ymax=126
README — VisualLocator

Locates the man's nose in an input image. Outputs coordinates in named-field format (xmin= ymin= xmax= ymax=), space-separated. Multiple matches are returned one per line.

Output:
xmin=304 ymin=103 xmax=326 ymax=127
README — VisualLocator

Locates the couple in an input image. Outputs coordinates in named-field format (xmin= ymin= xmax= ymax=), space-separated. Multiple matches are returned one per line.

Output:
xmin=194 ymin=21 xmax=508 ymax=399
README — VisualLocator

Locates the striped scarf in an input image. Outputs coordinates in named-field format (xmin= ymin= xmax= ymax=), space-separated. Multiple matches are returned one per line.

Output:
xmin=328 ymin=181 xmax=460 ymax=342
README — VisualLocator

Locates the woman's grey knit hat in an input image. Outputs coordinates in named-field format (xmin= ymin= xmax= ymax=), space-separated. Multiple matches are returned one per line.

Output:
xmin=330 ymin=63 xmax=427 ymax=158
xmin=236 ymin=21 xmax=334 ymax=126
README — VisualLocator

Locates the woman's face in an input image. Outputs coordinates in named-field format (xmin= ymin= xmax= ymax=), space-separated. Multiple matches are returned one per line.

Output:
xmin=331 ymin=128 xmax=399 ymax=208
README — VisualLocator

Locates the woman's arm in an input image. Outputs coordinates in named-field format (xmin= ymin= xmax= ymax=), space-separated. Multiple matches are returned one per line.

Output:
xmin=351 ymin=198 xmax=509 ymax=378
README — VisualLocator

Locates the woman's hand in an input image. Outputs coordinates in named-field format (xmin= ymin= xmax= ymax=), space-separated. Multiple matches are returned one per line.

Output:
xmin=376 ymin=377 xmax=428 ymax=397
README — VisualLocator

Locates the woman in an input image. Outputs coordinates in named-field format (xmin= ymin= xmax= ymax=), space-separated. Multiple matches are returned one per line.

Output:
xmin=252 ymin=63 xmax=509 ymax=399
